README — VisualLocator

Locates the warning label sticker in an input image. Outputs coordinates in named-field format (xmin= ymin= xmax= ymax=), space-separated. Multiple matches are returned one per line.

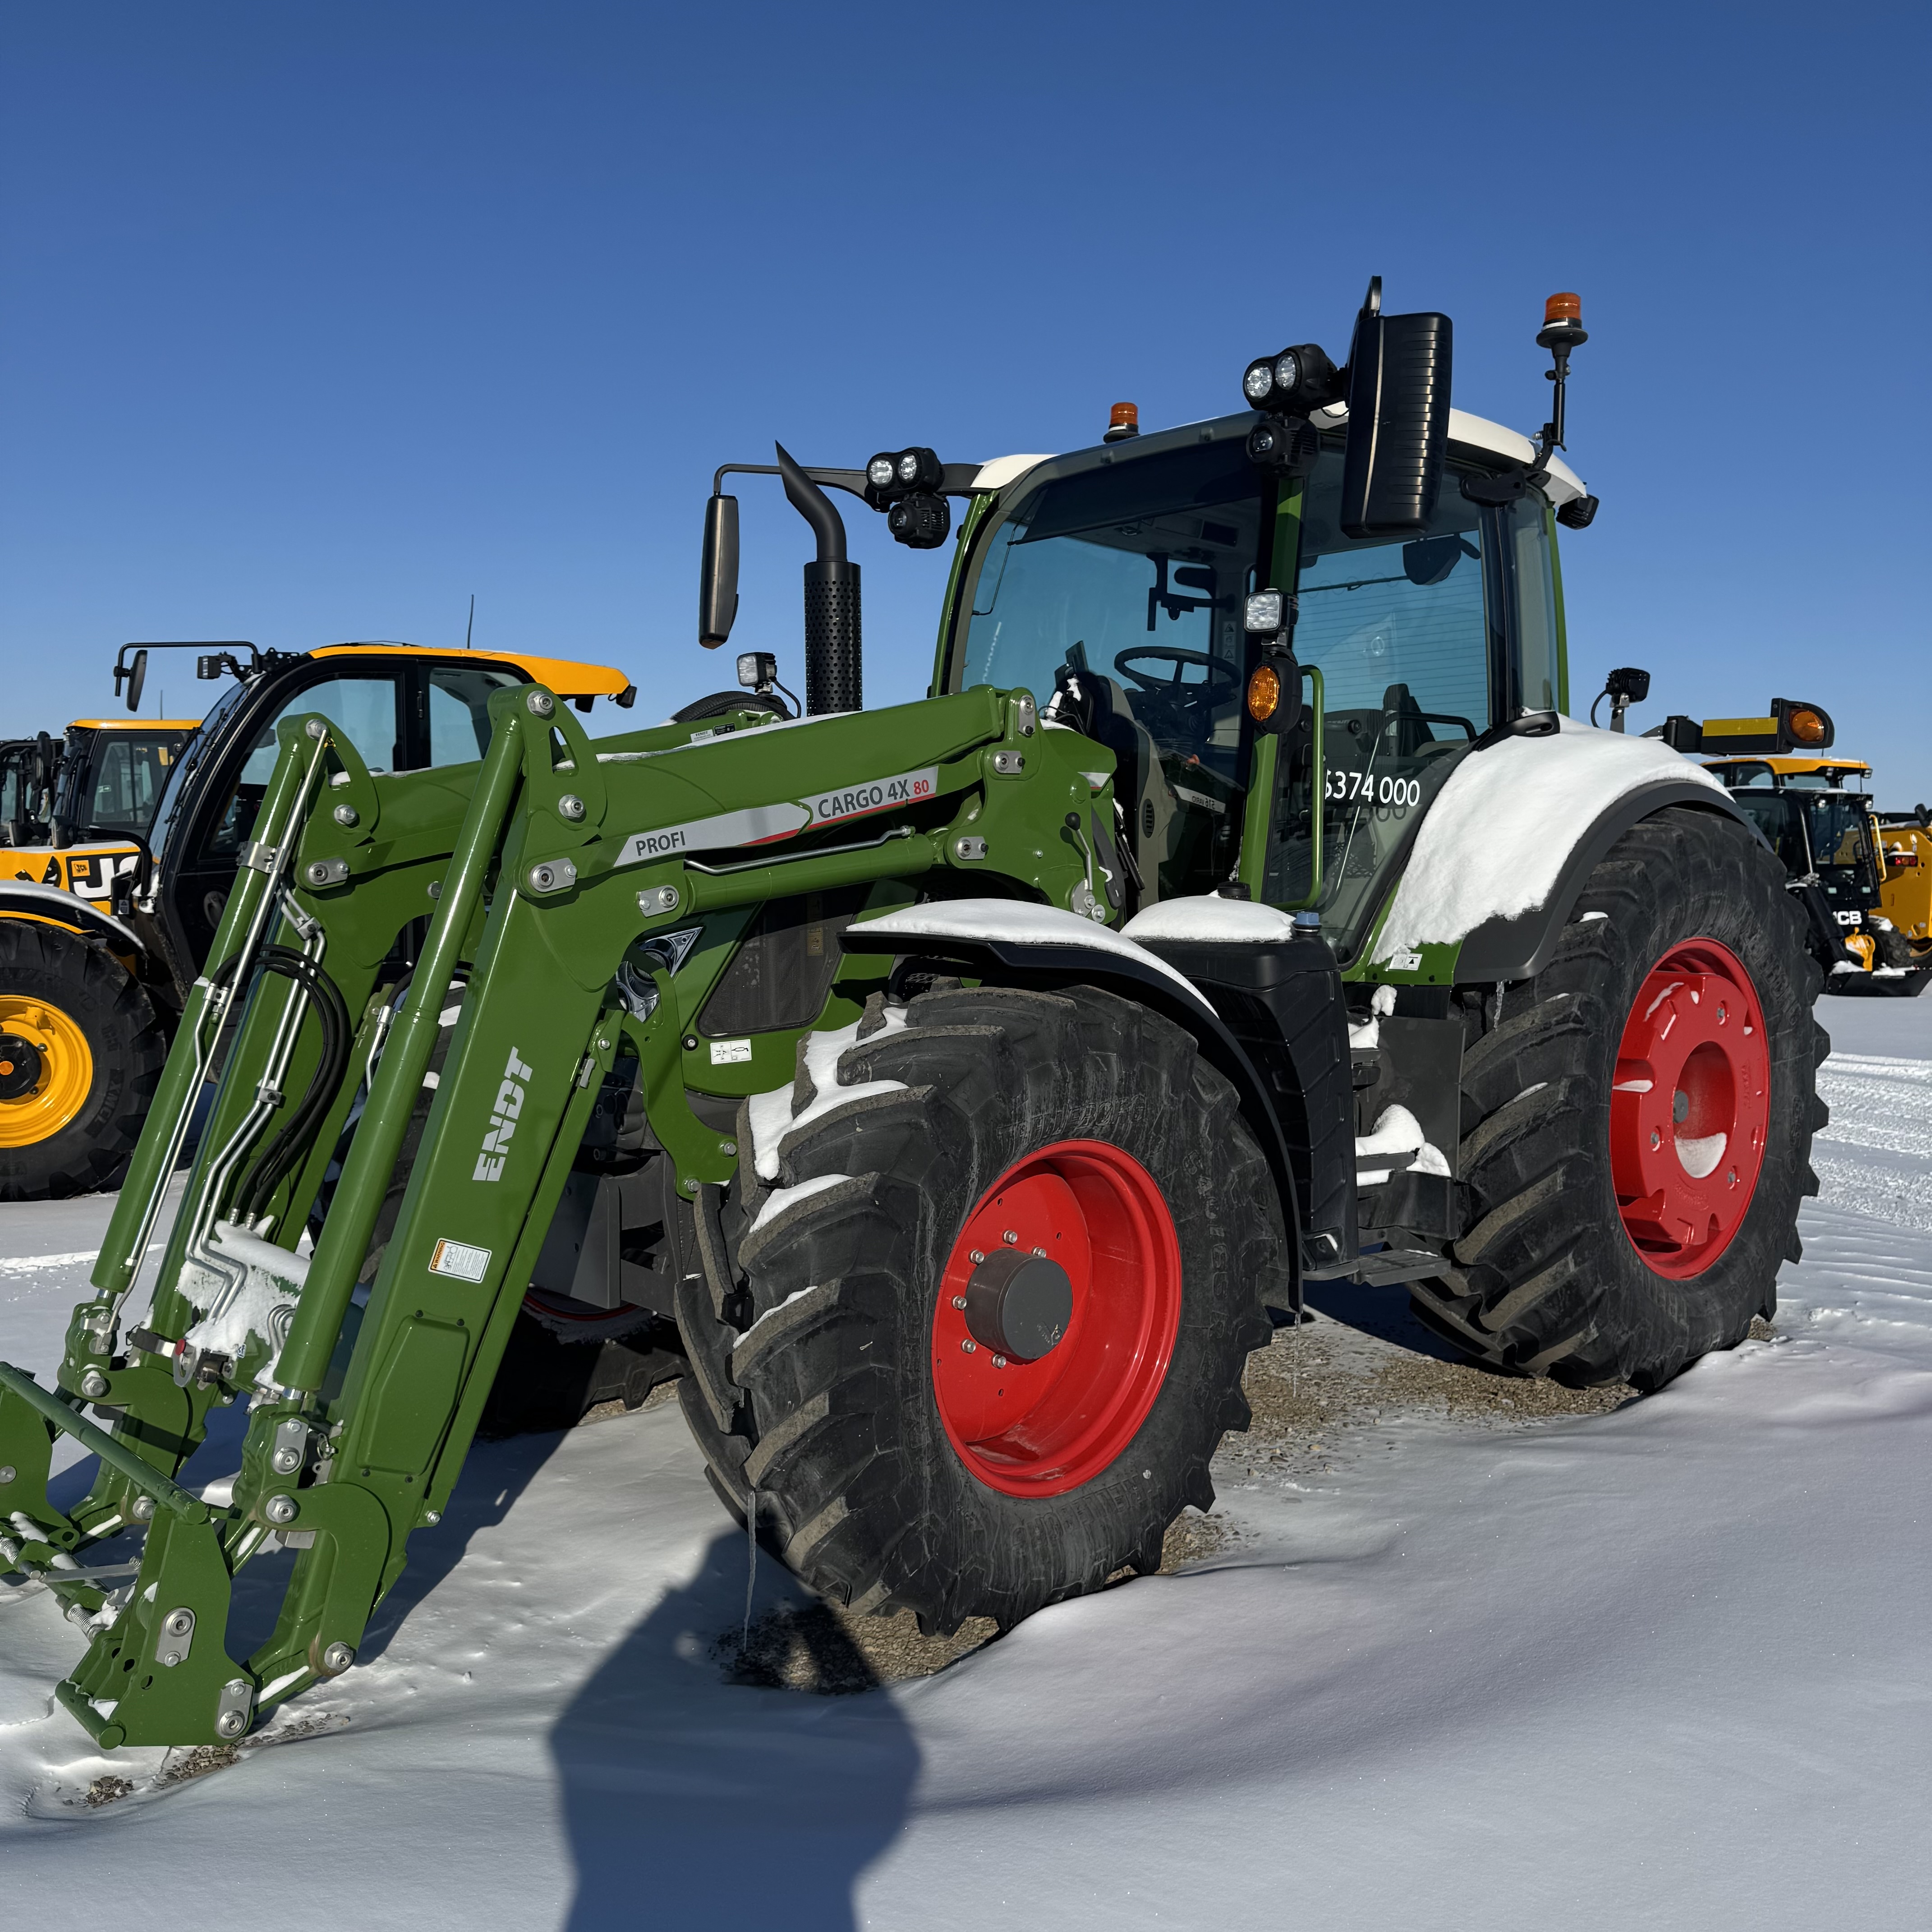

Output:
xmin=429 ymin=1237 xmax=492 ymax=1282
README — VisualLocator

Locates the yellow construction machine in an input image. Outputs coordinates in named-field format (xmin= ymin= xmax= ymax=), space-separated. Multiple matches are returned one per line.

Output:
xmin=2 ymin=639 xmax=636 ymax=1201
xmin=1647 ymin=698 xmax=1928 ymax=995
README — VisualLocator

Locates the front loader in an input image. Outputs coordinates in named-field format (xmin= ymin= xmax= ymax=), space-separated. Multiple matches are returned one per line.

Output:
xmin=1 ymin=284 xmax=1826 ymax=1748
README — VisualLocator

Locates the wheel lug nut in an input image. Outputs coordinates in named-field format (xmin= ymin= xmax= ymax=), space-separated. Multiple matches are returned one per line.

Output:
xmin=952 ymin=1296 xmax=967 ymax=1310
xmin=968 ymin=1250 xmax=984 ymax=1264
xmin=1002 ymin=1230 xmax=1018 ymax=1245
xmin=961 ymin=1339 xmax=976 ymax=1353
xmin=992 ymin=1355 xmax=1008 ymax=1368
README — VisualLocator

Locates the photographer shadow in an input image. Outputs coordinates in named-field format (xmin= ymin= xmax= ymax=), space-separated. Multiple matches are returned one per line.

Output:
xmin=551 ymin=1527 xmax=920 ymax=1932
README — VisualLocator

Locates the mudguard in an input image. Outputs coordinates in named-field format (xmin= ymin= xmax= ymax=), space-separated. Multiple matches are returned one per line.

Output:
xmin=843 ymin=900 xmax=1304 ymax=1301
xmin=0 ymin=879 xmax=146 ymax=954
xmin=1365 ymin=723 xmax=1768 ymax=986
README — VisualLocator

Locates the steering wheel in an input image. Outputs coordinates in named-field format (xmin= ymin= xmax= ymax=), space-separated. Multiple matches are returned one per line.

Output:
xmin=1112 ymin=649 xmax=1240 ymax=700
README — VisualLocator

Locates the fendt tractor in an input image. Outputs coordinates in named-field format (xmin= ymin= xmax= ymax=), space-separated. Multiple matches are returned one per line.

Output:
xmin=1645 ymin=699 xmax=1932 ymax=995
xmin=0 ymin=284 xmax=1826 ymax=1751
xmin=0 ymin=642 xmax=637 ymax=1203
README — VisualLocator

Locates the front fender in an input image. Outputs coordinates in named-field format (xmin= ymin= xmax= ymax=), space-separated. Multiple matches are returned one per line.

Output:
xmin=0 ymin=880 xmax=146 ymax=955
xmin=843 ymin=899 xmax=1303 ymax=1301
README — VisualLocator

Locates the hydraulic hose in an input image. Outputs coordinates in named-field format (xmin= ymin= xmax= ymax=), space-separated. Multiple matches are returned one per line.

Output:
xmin=233 ymin=947 xmax=351 ymax=1221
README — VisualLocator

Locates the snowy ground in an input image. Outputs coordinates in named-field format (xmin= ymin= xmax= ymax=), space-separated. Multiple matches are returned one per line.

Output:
xmin=3 ymin=990 xmax=1931 ymax=1929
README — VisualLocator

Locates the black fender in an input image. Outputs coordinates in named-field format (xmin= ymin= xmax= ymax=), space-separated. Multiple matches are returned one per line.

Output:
xmin=842 ymin=907 xmax=1303 ymax=1307
xmin=0 ymin=880 xmax=146 ymax=955
xmin=1454 ymin=780 xmax=1771 ymax=982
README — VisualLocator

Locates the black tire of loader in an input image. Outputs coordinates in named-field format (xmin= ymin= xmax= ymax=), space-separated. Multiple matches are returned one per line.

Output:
xmin=681 ymin=982 xmax=1286 ymax=1634
xmin=1409 ymin=808 xmax=1828 ymax=1392
xmin=0 ymin=920 xmax=166 ymax=1202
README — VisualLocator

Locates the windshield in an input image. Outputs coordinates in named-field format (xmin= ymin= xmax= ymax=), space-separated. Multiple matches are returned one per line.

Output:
xmin=1729 ymin=788 xmax=1879 ymax=913
xmin=955 ymin=439 xmax=1264 ymax=899
xmin=67 ymin=727 xmax=191 ymax=836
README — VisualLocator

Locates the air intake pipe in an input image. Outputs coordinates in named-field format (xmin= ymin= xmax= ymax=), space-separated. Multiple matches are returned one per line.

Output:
xmin=774 ymin=442 xmax=860 ymax=715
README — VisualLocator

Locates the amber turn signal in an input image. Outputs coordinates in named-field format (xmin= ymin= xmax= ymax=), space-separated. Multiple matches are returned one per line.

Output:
xmin=1788 ymin=707 xmax=1828 ymax=745
xmin=1247 ymin=663 xmax=1281 ymax=723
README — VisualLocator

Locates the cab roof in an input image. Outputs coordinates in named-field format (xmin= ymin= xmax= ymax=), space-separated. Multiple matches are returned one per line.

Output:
xmin=309 ymin=643 xmax=631 ymax=699
xmin=1705 ymin=755 xmax=1872 ymax=781
xmin=971 ymin=406 xmax=1589 ymax=505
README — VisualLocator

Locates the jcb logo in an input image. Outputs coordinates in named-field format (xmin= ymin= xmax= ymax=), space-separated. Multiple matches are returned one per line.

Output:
xmin=474 ymin=1047 xmax=534 ymax=1182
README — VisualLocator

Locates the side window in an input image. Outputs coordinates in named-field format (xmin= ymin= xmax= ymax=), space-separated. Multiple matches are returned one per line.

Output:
xmin=429 ymin=666 xmax=523 ymax=767
xmin=198 ymin=674 xmax=402 ymax=863
xmin=1510 ymin=497 xmax=1560 ymax=715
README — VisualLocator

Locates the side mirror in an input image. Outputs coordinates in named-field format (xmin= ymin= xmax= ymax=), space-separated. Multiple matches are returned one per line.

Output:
xmin=699 ymin=493 xmax=740 ymax=648
xmin=1339 ymin=277 xmax=1453 ymax=541
xmin=118 ymin=647 xmax=148 ymax=713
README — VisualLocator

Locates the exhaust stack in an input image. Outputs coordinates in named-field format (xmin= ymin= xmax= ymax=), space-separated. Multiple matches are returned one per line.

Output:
xmin=775 ymin=442 xmax=860 ymax=715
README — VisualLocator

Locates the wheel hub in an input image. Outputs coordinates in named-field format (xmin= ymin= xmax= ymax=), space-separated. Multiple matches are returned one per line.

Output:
xmin=0 ymin=1033 xmax=41 ymax=1102
xmin=932 ymin=1139 xmax=1182 ymax=1497
xmin=0 ymin=997 xmax=94 ymax=1148
xmin=1609 ymin=937 xmax=1770 ymax=1277
xmin=962 ymin=1249 xmax=1073 ymax=1362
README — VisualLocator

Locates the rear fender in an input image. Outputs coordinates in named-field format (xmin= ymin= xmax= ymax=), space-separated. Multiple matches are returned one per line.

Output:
xmin=1453 ymin=782 xmax=1764 ymax=982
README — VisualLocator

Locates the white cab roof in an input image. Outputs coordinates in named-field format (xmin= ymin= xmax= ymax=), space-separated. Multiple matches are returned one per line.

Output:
xmin=972 ymin=406 xmax=1587 ymax=506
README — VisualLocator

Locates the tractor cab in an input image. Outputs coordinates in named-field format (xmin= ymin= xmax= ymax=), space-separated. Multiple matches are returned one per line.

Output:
xmin=0 ymin=735 xmax=60 ymax=847
xmin=943 ymin=405 xmax=1587 ymax=961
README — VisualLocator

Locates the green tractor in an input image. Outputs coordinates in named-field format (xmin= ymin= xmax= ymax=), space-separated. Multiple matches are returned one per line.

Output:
xmin=0 ymin=283 xmax=1826 ymax=1749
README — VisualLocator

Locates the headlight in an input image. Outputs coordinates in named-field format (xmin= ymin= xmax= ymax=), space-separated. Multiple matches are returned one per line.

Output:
xmin=1244 ymin=589 xmax=1285 ymax=634
xmin=1273 ymin=350 xmax=1300 ymax=391
xmin=896 ymin=451 xmax=921 ymax=483
xmin=1242 ymin=359 xmax=1275 ymax=404
xmin=866 ymin=455 xmax=896 ymax=489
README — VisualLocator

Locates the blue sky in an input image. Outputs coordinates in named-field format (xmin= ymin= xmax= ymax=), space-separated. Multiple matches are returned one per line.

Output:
xmin=4 ymin=3 xmax=1926 ymax=791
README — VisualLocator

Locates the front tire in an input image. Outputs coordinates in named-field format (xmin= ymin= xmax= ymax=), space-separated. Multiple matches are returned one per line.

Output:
xmin=0 ymin=920 xmax=165 ymax=1201
xmin=1410 ymin=809 xmax=1825 ymax=1391
xmin=685 ymin=983 xmax=1285 ymax=1633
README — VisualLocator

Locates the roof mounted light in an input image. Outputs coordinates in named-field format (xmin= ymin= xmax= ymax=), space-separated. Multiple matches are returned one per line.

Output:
xmin=1239 ymin=341 xmax=1341 ymax=417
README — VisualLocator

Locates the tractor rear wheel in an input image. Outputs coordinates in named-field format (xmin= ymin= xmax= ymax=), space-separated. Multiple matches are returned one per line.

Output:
xmin=1410 ymin=808 xmax=1826 ymax=1391
xmin=0 ymin=921 xmax=165 ymax=1201
xmin=685 ymin=982 xmax=1283 ymax=1633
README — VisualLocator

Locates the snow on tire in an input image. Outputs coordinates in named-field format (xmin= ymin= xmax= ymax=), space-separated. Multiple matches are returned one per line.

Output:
xmin=684 ymin=982 xmax=1286 ymax=1634
xmin=1411 ymin=807 xmax=1827 ymax=1392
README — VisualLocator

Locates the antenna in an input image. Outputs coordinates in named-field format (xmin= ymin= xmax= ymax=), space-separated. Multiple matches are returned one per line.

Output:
xmin=465 ymin=594 xmax=474 ymax=649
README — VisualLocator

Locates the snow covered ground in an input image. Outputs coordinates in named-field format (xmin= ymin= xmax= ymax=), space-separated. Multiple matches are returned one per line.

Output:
xmin=4 ymin=992 xmax=1931 ymax=1930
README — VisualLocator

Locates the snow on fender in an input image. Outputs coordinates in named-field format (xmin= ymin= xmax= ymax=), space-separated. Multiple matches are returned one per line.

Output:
xmin=1371 ymin=718 xmax=1726 ymax=966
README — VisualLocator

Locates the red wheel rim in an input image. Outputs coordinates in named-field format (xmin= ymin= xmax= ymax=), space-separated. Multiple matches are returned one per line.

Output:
xmin=931 ymin=1139 xmax=1182 ymax=1498
xmin=1610 ymin=937 xmax=1771 ymax=1278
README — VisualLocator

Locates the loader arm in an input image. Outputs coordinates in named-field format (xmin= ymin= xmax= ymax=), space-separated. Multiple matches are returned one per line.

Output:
xmin=3 ymin=675 xmax=1084 ymax=1746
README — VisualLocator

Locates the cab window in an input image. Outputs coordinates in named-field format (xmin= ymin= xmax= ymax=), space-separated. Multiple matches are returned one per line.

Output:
xmin=429 ymin=665 xmax=523 ymax=766
xmin=198 ymin=673 xmax=402 ymax=862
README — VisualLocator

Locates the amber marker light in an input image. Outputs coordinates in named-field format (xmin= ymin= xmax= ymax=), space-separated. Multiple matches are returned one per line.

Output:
xmin=1247 ymin=663 xmax=1282 ymax=723
xmin=1545 ymin=291 xmax=1582 ymax=326
xmin=1789 ymin=707 xmax=1829 ymax=745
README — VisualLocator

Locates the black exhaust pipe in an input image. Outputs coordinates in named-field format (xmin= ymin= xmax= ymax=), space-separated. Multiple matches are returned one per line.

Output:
xmin=774 ymin=442 xmax=860 ymax=715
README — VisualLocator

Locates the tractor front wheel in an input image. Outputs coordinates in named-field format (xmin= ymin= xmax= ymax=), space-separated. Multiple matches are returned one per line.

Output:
xmin=688 ymin=982 xmax=1284 ymax=1633
xmin=1411 ymin=807 xmax=1826 ymax=1391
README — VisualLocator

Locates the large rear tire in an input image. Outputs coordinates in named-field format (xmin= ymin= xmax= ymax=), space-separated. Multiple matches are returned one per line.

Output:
xmin=682 ymin=982 xmax=1285 ymax=1633
xmin=1410 ymin=809 xmax=1825 ymax=1391
xmin=0 ymin=921 xmax=166 ymax=1201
